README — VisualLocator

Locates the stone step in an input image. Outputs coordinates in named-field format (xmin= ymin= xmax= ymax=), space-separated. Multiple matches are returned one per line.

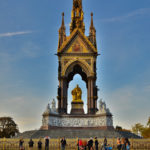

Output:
xmin=16 ymin=129 xmax=141 ymax=139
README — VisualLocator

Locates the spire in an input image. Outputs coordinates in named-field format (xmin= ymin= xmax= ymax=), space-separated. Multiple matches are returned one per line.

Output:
xmin=89 ymin=12 xmax=97 ymax=48
xmin=90 ymin=12 xmax=94 ymax=28
xmin=58 ymin=12 xmax=66 ymax=48
xmin=61 ymin=12 xmax=65 ymax=27
xmin=70 ymin=0 xmax=85 ymax=33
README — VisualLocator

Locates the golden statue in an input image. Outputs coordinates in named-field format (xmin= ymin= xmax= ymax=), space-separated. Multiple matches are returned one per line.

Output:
xmin=72 ymin=84 xmax=83 ymax=102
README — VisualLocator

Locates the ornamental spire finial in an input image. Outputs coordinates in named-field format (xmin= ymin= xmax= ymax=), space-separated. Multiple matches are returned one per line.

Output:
xmin=89 ymin=12 xmax=97 ymax=48
xmin=58 ymin=12 xmax=66 ymax=48
xmin=70 ymin=0 xmax=85 ymax=33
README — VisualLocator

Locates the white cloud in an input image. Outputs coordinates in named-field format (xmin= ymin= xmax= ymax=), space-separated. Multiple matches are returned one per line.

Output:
xmin=101 ymin=8 xmax=150 ymax=23
xmin=0 ymin=31 xmax=33 ymax=37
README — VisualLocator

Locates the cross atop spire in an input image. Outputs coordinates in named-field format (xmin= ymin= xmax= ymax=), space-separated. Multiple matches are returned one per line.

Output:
xmin=70 ymin=0 xmax=85 ymax=33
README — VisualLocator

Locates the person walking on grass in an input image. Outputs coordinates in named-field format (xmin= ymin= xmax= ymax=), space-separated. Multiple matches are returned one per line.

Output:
xmin=121 ymin=138 xmax=126 ymax=150
xmin=45 ymin=136 xmax=50 ymax=150
xmin=82 ymin=139 xmax=87 ymax=150
xmin=61 ymin=137 xmax=67 ymax=150
xmin=28 ymin=138 xmax=34 ymax=150
xmin=125 ymin=138 xmax=130 ymax=150
xmin=38 ymin=138 xmax=42 ymax=150
xmin=87 ymin=137 xmax=93 ymax=150
xmin=117 ymin=137 xmax=121 ymax=150
xmin=19 ymin=138 xmax=24 ymax=150
xmin=95 ymin=137 xmax=99 ymax=150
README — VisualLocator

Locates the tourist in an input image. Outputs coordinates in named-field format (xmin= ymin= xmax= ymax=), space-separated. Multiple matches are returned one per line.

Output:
xmin=103 ymin=137 xmax=107 ymax=147
xmin=82 ymin=139 xmax=87 ymax=150
xmin=100 ymin=137 xmax=107 ymax=150
xmin=121 ymin=138 xmax=126 ymax=150
xmin=38 ymin=138 xmax=42 ymax=150
xmin=61 ymin=137 xmax=67 ymax=150
xmin=117 ymin=137 xmax=121 ymax=150
xmin=78 ymin=139 xmax=83 ymax=150
xmin=95 ymin=137 xmax=99 ymax=150
xmin=77 ymin=138 xmax=80 ymax=150
xmin=19 ymin=138 xmax=24 ymax=150
xmin=45 ymin=136 xmax=50 ymax=150
xmin=125 ymin=138 xmax=130 ymax=150
xmin=28 ymin=138 xmax=34 ymax=150
xmin=87 ymin=137 xmax=93 ymax=150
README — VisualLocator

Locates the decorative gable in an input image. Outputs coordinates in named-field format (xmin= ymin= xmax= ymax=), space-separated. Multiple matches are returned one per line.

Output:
xmin=57 ymin=29 xmax=97 ymax=54
xmin=65 ymin=35 xmax=92 ymax=53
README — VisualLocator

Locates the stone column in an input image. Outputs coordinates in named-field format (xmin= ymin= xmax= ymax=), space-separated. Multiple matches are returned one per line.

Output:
xmin=87 ymin=78 xmax=91 ymax=114
xmin=60 ymin=77 xmax=68 ymax=114
xmin=87 ymin=76 xmax=97 ymax=114
xmin=57 ymin=85 xmax=61 ymax=113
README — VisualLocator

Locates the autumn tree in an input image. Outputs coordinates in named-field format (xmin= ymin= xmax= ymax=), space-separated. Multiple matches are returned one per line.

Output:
xmin=132 ymin=117 xmax=150 ymax=138
xmin=141 ymin=128 xmax=150 ymax=138
xmin=0 ymin=117 xmax=19 ymax=138
xmin=116 ymin=126 xmax=122 ymax=131
xmin=147 ymin=117 xmax=150 ymax=128
xmin=132 ymin=123 xmax=144 ymax=135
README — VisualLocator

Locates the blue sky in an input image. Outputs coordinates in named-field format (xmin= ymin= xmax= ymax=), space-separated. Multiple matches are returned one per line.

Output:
xmin=0 ymin=0 xmax=150 ymax=132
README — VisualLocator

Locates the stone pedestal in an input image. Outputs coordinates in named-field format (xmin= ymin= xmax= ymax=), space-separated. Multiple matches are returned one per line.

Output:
xmin=70 ymin=101 xmax=84 ymax=115
xmin=41 ymin=99 xmax=114 ymax=132
xmin=41 ymin=113 xmax=113 ymax=130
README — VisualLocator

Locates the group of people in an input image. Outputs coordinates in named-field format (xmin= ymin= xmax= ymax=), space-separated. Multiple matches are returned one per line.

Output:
xmin=19 ymin=136 xmax=50 ymax=150
xmin=78 ymin=137 xmax=97 ymax=150
xmin=77 ymin=137 xmax=109 ymax=150
xmin=19 ymin=136 xmax=67 ymax=150
xmin=117 ymin=137 xmax=130 ymax=150
xmin=19 ymin=136 xmax=130 ymax=150
xmin=77 ymin=137 xmax=130 ymax=150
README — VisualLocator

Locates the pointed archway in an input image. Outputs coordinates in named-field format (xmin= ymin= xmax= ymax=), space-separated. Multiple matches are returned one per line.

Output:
xmin=57 ymin=60 xmax=98 ymax=114
xmin=68 ymin=74 xmax=87 ymax=114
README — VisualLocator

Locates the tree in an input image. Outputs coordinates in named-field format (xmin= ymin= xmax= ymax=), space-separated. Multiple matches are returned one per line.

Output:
xmin=0 ymin=117 xmax=19 ymax=138
xmin=132 ymin=123 xmax=144 ymax=135
xmin=147 ymin=117 xmax=150 ymax=128
xmin=116 ymin=126 xmax=122 ymax=131
xmin=141 ymin=127 xmax=150 ymax=138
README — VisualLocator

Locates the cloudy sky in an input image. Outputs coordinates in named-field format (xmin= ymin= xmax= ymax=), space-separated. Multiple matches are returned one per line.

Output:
xmin=0 ymin=0 xmax=150 ymax=132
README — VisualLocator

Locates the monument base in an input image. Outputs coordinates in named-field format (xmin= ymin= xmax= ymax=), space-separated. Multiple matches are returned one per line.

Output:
xmin=41 ymin=113 xmax=113 ymax=130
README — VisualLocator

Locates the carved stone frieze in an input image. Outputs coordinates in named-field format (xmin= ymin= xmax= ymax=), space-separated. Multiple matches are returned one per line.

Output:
xmin=42 ymin=115 xmax=113 ymax=127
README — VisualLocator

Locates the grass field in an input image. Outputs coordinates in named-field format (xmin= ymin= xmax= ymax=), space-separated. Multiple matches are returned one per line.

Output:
xmin=0 ymin=138 xmax=150 ymax=150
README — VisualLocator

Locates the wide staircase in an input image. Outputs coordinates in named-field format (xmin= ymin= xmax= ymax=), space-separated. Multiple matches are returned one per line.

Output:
xmin=16 ymin=129 xmax=140 ymax=139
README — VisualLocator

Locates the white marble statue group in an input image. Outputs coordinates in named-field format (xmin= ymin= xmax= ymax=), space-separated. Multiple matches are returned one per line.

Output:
xmin=96 ymin=99 xmax=110 ymax=114
xmin=43 ymin=99 xmax=58 ymax=115
xmin=43 ymin=98 xmax=111 ymax=115
xmin=42 ymin=98 xmax=113 ymax=128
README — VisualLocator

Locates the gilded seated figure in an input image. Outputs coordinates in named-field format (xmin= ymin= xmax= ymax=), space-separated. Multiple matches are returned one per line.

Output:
xmin=72 ymin=84 xmax=83 ymax=102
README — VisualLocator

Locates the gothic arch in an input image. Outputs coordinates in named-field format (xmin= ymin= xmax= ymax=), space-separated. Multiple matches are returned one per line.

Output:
xmin=64 ymin=60 xmax=91 ymax=77
xmin=57 ymin=59 xmax=98 ymax=114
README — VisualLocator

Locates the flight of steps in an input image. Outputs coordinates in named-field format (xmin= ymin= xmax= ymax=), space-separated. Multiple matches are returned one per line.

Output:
xmin=15 ymin=129 xmax=141 ymax=139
